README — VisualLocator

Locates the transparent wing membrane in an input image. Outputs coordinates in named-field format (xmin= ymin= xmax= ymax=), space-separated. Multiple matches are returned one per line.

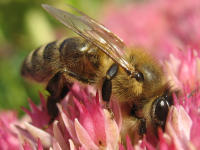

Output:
xmin=42 ymin=4 xmax=135 ymax=74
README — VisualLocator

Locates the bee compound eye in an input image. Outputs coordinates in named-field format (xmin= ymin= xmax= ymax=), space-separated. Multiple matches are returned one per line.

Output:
xmin=134 ymin=72 xmax=144 ymax=82
xmin=152 ymin=97 xmax=170 ymax=128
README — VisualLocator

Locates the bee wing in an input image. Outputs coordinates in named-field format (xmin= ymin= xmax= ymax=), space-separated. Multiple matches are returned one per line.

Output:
xmin=42 ymin=4 xmax=135 ymax=74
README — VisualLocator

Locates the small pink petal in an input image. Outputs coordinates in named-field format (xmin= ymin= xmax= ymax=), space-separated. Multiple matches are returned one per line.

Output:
xmin=23 ymin=141 xmax=33 ymax=150
xmin=74 ymin=119 xmax=98 ymax=150
xmin=37 ymin=139 xmax=43 ymax=150
xmin=79 ymin=147 xmax=86 ymax=150
xmin=53 ymin=121 xmax=68 ymax=150
xmin=24 ymin=122 xmax=52 ymax=148
xmin=22 ymin=97 xmax=50 ymax=128
xmin=52 ymin=140 xmax=62 ymax=150
xmin=165 ymin=106 xmax=193 ymax=149
xmin=119 ymin=144 xmax=125 ymax=150
xmin=142 ymin=138 xmax=155 ymax=150
xmin=110 ymin=100 xmax=123 ymax=131
xmin=69 ymin=139 xmax=77 ymax=150
xmin=165 ymin=122 xmax=185 ymax=149
xmin=167 ymin=106 xmax=192 ymax=140
xmin=178 ymin=106 xmax=192 ymax=140
xmin=104 ymin=109 xmax=120 ymax=149
xmin=126 ymin=136 xmax=134 ymax=150
xmin=0 ymin=111 xmax=17 ymax=125
xmin=158 ymin=129 xmax=173 ymax=150
xmin=39 ymin=92 xmax=47 ymax=109
xmin=85 ymin=99 xmax=106 ymax=145
xmin=28 ymin=98 xmax=40 ymax=114
xmin=134 ymin=145 xmax=145 ymax=150
xmin=16 ymin=125 xmax=36 ymax=145
xmin=73 ymin=97 xmax=97 ymax=143
xmin=58 ymin=104 xmax=78 ymax=143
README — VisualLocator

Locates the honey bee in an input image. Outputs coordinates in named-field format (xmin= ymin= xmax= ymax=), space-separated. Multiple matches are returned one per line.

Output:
xmin=21 ymin=4 xmax=173 ymax=144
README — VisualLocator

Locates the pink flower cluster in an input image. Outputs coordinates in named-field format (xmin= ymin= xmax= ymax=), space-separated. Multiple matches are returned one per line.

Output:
xmin=1 ymin=61 xmax=200 ymax=150
xmin=0 ymin=111 xmax=21 ymax=150
xmin=103 ymin=0 xmax=200 ymax=59
xmin=165 ymin=49 xmax=200 ymax=91
xmin=14 ymin=85 xmax=122 ymax=150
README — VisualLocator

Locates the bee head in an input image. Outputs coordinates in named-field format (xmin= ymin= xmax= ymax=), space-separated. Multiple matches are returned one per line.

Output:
xmin=126 ymin=49 xmax=166 ymax=98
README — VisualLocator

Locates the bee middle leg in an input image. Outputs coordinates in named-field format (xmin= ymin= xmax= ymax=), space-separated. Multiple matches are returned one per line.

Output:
xmin=46 ymin=72 xmax=71 ymax=123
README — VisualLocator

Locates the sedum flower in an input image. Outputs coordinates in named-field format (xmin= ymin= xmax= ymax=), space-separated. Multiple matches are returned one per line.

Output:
xmin=0 ymin=111 xmax=21 ymax=150
xmin=103 ymin=0 xmax=200 ymax=59
xmin=16 ymin=84 xmax=121 ymax=150
xmin=53 ymin=85 xmax=121 ymax=150
xmin=165 ymin=48 xmax=200 ymax=91
xmin=1 ymin=60 xmax=200 ymax=150
xmin=155 ymin=88 xmax=200 ymax=150
xmin=22 ymin=93 xmax=50 ymax=128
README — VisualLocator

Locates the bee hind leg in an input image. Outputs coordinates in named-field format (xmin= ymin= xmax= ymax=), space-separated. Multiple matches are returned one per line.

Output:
xmin=46 ymin=72 xmax=71 ymax=124
xmin=138 ymin=118 xmax=146 ymax=136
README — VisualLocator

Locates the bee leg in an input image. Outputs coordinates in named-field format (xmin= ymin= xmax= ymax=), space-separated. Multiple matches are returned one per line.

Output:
xmin=138 ymin=118 xmax=146 ymax=136
xmin=46 ymin=72 xmax=71 ymax=124
xmin=102 ymin=64 xmax=118 ymax=102
xmin=130 ymin=105 xmax=146 ymax=136
xmin=102 ymin=78 xmax=112 ymax=102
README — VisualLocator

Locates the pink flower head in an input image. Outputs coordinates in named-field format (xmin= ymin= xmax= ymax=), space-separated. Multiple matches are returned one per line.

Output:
xmin=16 ymin=84 xmax=121 ymax=150
xmin=103 ymin=2 xmax=171 ymax=58
xmin=103 ymin=0 xmax=200 ymax=59
xmin=162 ymin=0 xmax=200 ymax=49
xmin=0 ymin=111 xmax=21 ymax=150
xmin=53 ymin=84 xmax=121 ymax=149
xmin=2 ymin=75 xmax=200 ymax=150
xmin=165 ymin=48 xmax=200 ymax=90
xmin=164 ymin=106 xmax=193 ymax=149
xmin=22 ymin=93 xmax=50 ymax=128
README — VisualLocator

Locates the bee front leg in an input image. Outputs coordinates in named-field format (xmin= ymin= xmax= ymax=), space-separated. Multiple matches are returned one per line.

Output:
xmin=130 ymin=105 xmax=147 ymax=136
xmin=46 ymin=72 xmax=71 ymax=123
xmin=102 ymin=64 xmax=118 ymax=102
xmin=138 ymin=118 xmax=146 ymax=136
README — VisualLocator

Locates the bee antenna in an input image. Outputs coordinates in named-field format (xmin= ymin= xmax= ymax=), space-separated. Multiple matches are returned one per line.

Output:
xmin=125 ymin=69 xmax=144 ymax=82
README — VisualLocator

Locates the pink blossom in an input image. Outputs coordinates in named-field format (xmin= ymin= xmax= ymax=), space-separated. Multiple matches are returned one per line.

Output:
xmin=54 ymin=84 xmax=121 ymax=149
xmin=165 ymin=48 xmax=200 ymax=90
xmin=0 ymin=111 xmax=21 ymax=150
xmin=16 ymin=84 xmax=121 ymax=150
xmin=162 ymin=0 xmax=200 ymax=49
xmin=22 ymin=93 xmax=50 ymax=128
xmin=1 ymin=76 xmax=200 ymax=150
xmin=164 ymin=106 xmax=193 ymax=149
xmin=103 ymin=0 xmax=200 ymax=59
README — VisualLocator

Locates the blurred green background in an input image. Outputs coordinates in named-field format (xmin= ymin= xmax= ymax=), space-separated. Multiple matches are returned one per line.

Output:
xmin=0 ymin=0 xmax=130 ymax=116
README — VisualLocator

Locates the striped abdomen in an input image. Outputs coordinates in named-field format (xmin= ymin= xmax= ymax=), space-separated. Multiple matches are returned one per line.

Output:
xmin=21 ymin=37 xmax=101 ymax=83
xmin=21 ymin=40 xmax=61 ymax=83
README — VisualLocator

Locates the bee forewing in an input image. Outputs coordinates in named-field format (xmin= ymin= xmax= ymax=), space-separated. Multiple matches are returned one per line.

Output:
xmin=42 ymin=4 xmax=135 ymax=74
